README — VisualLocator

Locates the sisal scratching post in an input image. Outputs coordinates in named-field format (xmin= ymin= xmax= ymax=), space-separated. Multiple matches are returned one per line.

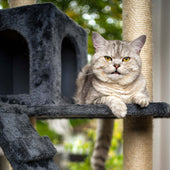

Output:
xmin=9 ymin=0 xmax=37 ymax=129
xmin=123 ymin=0 xmax=153 ymax=170
xmin=9 ymin=0 xmax=36 ymax=8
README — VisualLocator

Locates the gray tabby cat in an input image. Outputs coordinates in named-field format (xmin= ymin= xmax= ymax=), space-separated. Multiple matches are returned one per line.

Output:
xmin=74 ymin=32 xmax=150 ymax=170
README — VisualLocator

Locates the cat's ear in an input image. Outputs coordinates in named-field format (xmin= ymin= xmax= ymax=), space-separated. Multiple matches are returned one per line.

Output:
xmin=92 ymin=32 xmax=107 ymax=51
xmin=130 ymin=35 xmax=146 ymax=54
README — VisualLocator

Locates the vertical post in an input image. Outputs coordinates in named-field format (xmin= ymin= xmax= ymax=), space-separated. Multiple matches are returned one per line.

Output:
xmin=9 ymin=0 xmax=36 ymax=8
xmin=123 ymin=0 xmax=153 ymax=170
xmin=0 ymin=153 xmax=10 ymax=170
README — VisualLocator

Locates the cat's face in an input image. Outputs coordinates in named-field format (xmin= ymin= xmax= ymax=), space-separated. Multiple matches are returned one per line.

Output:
xmin=91 ymin=32 xmax=146 ymax=85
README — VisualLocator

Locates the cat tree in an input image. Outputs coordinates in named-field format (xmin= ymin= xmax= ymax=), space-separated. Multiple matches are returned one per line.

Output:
xmin=0 ymin=0 xmax=169 ymax=170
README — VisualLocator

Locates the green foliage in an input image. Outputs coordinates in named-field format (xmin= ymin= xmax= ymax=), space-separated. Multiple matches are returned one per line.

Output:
xmin=66 ymin=120 xmax=123 ymax=170
xmin=0 ymin=0 xmax=122 ymax=55
xmin=37 ymin=0 xmax=122 ymax=55
xmin=68 ymin=157 xmax=93 ymax=170
xmin=64 ymin=128 xmax=94 ymax=170
xmin=0 ymin=0 xmax=9 ymax=9
xmin=36 ymin=120 xmax=63 ymax=144
xmin=106 ymin=120 xmax=123 ymax=170
xmin=69 ymin=119 xmax=89 ymax=127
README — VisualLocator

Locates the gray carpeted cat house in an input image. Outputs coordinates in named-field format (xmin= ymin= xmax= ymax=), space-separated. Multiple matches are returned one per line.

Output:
xmin=0 ymin=2 xmax=169 ymax=170
xmin=0 ymin=3 xmax=87 ymax=169
xmin=0 ymin=3 xmax=87 ymax=106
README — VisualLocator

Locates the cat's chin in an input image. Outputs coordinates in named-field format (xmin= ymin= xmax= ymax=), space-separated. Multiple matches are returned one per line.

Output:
xmin=107 ymin=73 xmax=138 ymax=85
xmin=107 ymin=74 xmax=124 ymax=82
xmin=111 ymin=71 xmax=120 ymax=75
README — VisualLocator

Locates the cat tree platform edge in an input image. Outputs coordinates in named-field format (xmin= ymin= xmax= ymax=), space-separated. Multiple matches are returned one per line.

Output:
xmin=0 ymin=102 xmax=169 ymax=119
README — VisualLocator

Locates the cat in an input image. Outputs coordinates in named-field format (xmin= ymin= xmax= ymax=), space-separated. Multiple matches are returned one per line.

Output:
xmin=74 ymin=32 xmax=150 ymax=170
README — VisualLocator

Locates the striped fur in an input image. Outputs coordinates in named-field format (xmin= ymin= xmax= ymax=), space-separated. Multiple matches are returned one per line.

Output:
xmin=74 ymin=32 xmax=150 ymax=169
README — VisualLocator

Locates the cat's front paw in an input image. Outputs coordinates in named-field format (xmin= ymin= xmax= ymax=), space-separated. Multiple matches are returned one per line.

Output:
xmin=110 ymin=102 xmax=127 ymax=118
xmin=134 ymin=95 xmax=150 ymax=107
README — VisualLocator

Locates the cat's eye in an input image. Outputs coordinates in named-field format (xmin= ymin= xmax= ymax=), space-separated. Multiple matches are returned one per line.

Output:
xmin=104 ymin=56 xmax=112 ymax=61
xmin=122 ymin=57 xmax=130 ymax=62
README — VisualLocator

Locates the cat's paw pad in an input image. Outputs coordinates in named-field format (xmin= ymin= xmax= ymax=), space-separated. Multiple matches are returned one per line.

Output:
xmin=110 ymin=102 xmax=127 ymax=118
xmin=135 ymin=96 xmax=150 ymax=108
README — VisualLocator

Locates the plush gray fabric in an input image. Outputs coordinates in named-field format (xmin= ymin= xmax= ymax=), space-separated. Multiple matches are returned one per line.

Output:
xmin=0 ymin=3 xmax=87 ymax=106
xmin=0 ymin=102 xmax=169 ymax=118
xmin=0 ymin=113 xmax=58 ymax=170
xmin=0 ymin=3 xmax=87 ymax=169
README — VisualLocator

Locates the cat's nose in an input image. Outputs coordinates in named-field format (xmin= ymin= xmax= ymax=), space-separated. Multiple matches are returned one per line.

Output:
xmin=114 ymin=64 xmax=120 ymax=69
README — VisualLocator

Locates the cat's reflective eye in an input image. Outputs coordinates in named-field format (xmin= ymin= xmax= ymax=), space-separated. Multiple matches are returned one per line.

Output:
xmin=122 ymin=57 xmax=130 ymax=62
xmin=104 ymin=56 xmax=112 ymax=61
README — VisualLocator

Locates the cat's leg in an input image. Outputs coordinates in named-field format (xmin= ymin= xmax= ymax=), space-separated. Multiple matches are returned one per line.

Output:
xmin=94 ymin=96 xmax=127 ymax=118
xmin=133 ymin=93 xmax=150 ymax=107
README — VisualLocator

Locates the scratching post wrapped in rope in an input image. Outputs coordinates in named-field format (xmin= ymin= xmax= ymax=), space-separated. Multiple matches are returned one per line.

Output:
xmin=123 ymin=0 xmax=153 ymax=170
xmin=9 ymin=0 xmax=36 ymax=8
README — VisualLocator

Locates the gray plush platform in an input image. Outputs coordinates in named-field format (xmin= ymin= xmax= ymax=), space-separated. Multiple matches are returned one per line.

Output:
xmin=0 ymin=102 xmax=169 ymax=170
xmin=0 ymin=102 xmax=169 ymax=119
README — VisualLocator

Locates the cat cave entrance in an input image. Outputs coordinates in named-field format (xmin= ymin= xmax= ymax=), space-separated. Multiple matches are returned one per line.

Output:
xmin=61 ymin=36 xmax=77 ymax=101
xmin=0 ymin=29 xmax=29 ymax=95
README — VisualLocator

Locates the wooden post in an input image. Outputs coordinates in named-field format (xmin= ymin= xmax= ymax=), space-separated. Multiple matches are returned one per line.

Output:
xmin=123 ymin=0 xmax=153 ymax=170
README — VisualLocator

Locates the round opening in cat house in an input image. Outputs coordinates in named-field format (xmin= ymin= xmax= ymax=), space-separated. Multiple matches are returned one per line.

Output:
xmin=0 ymin=29 xmax=29 ymax=95
xmin=61 ymin=36 xmax=77 ymax=102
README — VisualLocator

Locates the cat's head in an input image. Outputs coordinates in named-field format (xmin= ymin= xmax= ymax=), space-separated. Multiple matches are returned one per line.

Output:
xmin=91 ymin=32 xmax=146 ymax=85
